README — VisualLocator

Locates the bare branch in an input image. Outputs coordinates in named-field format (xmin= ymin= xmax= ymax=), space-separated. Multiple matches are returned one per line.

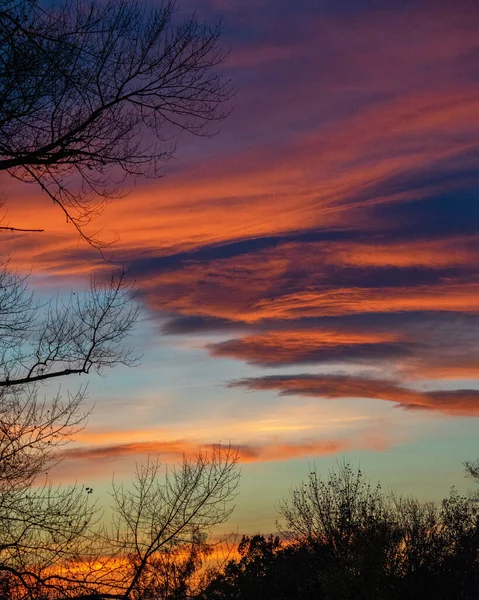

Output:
xmin=0 ymin=269 xmax=139 ymax=388
xmin=0 ymin=0 xmax=234 ymax=245
xmin=0 ymin=226 xmax=44 ymax=233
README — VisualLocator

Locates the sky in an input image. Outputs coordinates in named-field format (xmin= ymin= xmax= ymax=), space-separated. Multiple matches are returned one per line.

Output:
xmin=3 ymin=0 xmax=479 ymax=533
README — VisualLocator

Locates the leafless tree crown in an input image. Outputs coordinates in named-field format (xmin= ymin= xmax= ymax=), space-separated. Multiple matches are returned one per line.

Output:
xmin=0 ymin=2 xmax=238 ymax=596
xmin=0 ymin=265 xmax=141 ymax=597
xmin=0 ymin=267 xmax=239 ymax=599
xmin=0 ymin=0 xmax=233 ymax=243
xmin=0 ymin=269 xmax=139 ymax=388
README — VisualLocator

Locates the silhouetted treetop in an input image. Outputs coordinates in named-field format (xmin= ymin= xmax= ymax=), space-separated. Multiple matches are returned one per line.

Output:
xmin=199 ymin=463 xmax=479 ymax=600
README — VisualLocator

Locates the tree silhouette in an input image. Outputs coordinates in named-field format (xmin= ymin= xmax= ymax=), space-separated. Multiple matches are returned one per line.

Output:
xmin=0 ymin=440 xmax=240 ymax=598
xmin=0 ymin=269 xmax=138 ymax=388
xmin=0 ymin=0 xmax=233 ymax=244
xmin=0 ymin=1 xmax=237 ymax=596
xmin=0 ymin=266 xmax=138 ymax=598
xmin=107 ymin=447 xmax=239 ymax=600
xmin=199 ymin=463 xmax=479 ymax=600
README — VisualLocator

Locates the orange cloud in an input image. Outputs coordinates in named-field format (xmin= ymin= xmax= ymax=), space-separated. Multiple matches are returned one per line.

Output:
xmin=230 ymin=374 xmax=479 ymax=417
xmin=52 ymin=412 xmax=397 ymax=481
xmin=207 ymin=319 xmax=479 ymax=383
xmin=209 ymin=329 xmax=409 ymax=366
xmin=135 ymin=241 xmax=479 ymax=323
xmin=4 ymin=84 xmax=479 ymax=280
xmin=404 ymin=362 xmax=479 ymax=381
xmin=249 ymin=283 xmax=479 ymax=322
xmin=329 ymin=237 xmax=479 ymax=269
xmin=0 ymin=0 xmax=478 ymax=284
xmin=62 ymin=438 xmax=350 ymax=464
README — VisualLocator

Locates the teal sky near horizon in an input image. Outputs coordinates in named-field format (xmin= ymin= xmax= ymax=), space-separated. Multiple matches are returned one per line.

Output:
xmin=4 ymin=0 xmax=479 ymax=533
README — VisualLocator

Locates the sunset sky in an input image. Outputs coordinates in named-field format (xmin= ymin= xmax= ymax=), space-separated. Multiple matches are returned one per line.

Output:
xmin=4 ymin=0 xmax=479 ymax=533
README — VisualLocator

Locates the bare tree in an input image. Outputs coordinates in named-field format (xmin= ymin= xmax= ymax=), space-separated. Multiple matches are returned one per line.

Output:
xmin=0 ymin=442 xmax=239 ymax=599
xmin=131 ymin=534 xmax=212 ymax=600
xmin=108 ymin=445 xmax=240 ymax=600
xmin=278 ymin=461 xmax=388 ymax=547
xmin=0 ymin=263 xmax=140 ymax=598
xmin=276 ymin=462 xmax=479 ymax=600
xmin=0 ymin=0 xmax=233 ymax=244
xmin=0 ymin=269 xmax=138 ymax=388
xmin=0 ymin=2 xmax=237 ymax=595
xmin=0 ymin=384 xmax=97 ymax=599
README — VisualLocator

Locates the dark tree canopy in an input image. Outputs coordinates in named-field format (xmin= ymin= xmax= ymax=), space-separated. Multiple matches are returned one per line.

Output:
xmin=0 ymin=0 xmax=233 ymax=243
xmin=198 ymin=464 xmax=479 ymax=600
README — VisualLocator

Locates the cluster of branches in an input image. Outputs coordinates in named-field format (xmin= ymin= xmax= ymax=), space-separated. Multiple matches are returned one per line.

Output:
xmin=0 ymin=0 xmax=238 ymax=594
xmin=0 ymin=268 xmax=138 ymax=388
xmin=0 ymin=264 xmax=239 ymax=599
xmin=0 ymin=438 xmax=239 ymax=599
xmin=199 ymin=463 xmax=479 ymax=600
xmin=0 ymin=0 xmax=232 ymax=244
xmin=0 ymin=265 xmax=119 ymax=597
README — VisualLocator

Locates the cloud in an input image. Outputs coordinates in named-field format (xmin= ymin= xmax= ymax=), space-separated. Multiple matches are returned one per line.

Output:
xmin=205 ymin=314 xmax=479 ymax=382
xmin=403 ymin=360 xmax=479 ymax=381
xmin=63 ymin=438 xmax=351 ymax=464
xmin=2 ymin=0 xmax=479 ymax=453
xmin=161 ymin=315 xmax=248 ymax=336
xmin=229 ymin=374 xmax=479 ymax=416
xmin=6 ymin=86 xmax=479 ymax=280
xmin=124 ymin=231 xmax=479 ymax=327
xmin=328 ymin=236 xmax=479 ymax=269
xmin=56 ymin=427 xmax=396 ymax=484
xmin=248 ymin=282 xmax=479 ymax=322
xmin=208 ymin=330 xmax=414 ymax=367
xmin=3 ymin=0 xmax=479 ymax=262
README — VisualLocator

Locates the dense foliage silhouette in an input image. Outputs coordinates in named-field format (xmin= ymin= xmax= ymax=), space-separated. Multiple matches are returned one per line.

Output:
xmin=198 ymin=464 xmax=479 ymax=600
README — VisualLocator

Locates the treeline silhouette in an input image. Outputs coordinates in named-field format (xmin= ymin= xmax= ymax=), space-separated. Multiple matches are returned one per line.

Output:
xmin=0 ymin=459 xmax=477 ymax=598
xmin=197 ymin=463 xmax=479 ymax=600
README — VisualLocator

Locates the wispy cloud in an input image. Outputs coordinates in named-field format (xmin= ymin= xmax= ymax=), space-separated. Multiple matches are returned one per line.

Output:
xmin=63 ymin=438 xmax=351 ymax=463
xmin=3 ymin=0 xmax=479 ymax=490
xmin=230 ymin=374 xmax=479 ymax=417
xmin=208 ymin=330 xmax=412 ymax=366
